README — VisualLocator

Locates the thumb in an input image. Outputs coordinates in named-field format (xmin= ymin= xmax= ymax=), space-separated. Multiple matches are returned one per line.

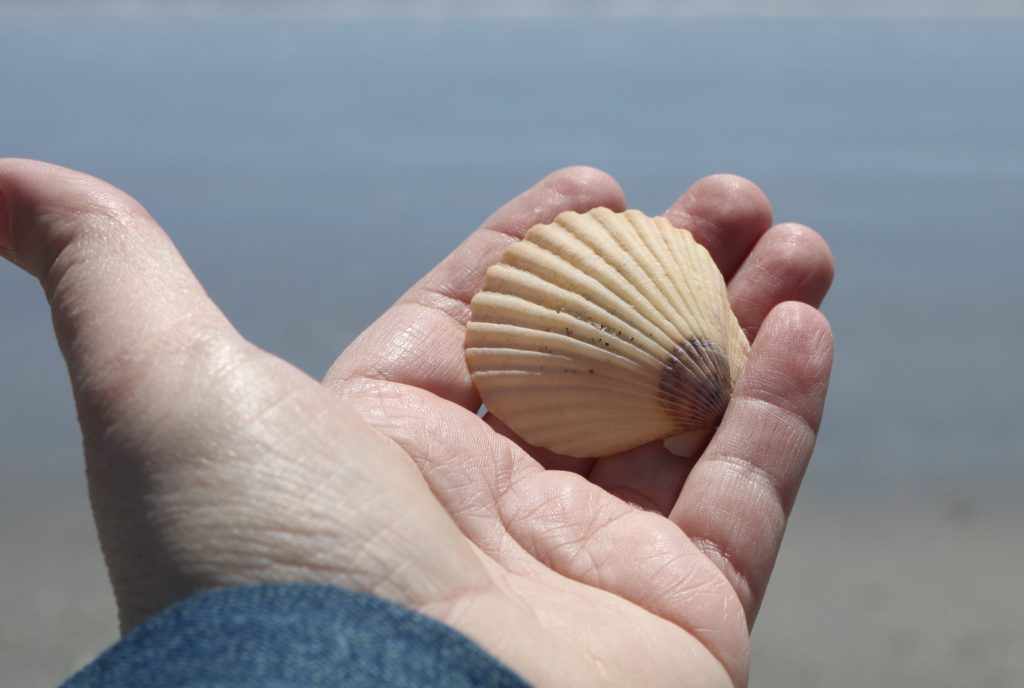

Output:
xmin=0 ymin=158 xmax=256 ymax=624
xmin=0 ymin=158 xmax=241 ymax=434
xmin=1 ymin=160 xmax=495 ymax=635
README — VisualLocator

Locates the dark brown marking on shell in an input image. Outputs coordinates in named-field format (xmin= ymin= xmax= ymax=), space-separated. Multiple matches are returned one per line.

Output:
xmin=658 ymin=338 xmax=731 ymax=429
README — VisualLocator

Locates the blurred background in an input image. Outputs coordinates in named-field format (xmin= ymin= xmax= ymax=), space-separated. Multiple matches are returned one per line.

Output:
xmin=1 ymin=2 xmax=1022 ymax=686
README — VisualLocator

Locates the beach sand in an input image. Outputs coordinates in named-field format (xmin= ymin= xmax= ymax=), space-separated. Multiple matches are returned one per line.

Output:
xmin=3 ymin=465 xmax=1021 ymax=687
xmin=753 ymin=496 xmax=1024 ymax=687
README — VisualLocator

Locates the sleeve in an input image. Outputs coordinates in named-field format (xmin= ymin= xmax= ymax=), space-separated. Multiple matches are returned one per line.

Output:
xmin=61 ymin=582 xmax=530 ymax=687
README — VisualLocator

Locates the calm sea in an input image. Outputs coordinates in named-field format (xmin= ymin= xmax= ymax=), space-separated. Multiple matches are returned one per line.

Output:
xmin=1 ymin=13 xmax=1022 ymax=502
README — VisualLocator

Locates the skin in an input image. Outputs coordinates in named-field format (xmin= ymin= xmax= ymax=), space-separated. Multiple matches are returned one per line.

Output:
xmin=0 ymin=159 xmax=833 ymax=687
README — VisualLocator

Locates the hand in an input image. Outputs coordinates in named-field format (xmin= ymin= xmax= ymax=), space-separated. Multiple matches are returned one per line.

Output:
xmin=0 ymin=159 xmax=833 ymax=687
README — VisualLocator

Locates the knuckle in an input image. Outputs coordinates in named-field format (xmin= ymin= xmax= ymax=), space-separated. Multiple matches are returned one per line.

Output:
xmin=64 ymin=178 xmax=152 ymax=232
xmin=547 ymin=165 xmax=621 ymax=203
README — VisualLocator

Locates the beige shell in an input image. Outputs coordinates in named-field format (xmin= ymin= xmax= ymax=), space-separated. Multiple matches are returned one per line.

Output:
xmin=465 ymin=207 xmax=749 ymax=458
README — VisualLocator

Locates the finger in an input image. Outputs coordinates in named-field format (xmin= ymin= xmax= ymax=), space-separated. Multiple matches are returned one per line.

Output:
xmin=582 ymin=447 xmax=700 ymax=512
xmin=323 ymin=166 xmax=626 ymax=409
xmin=585 ymin=175 xmax=776 ymax=507
xmin=585 ymin=222 xmax=834 ymax=510
xmin=669 ymin=302 xmax=834 ymax=628
xmin=728 ymin=222 xmax=834 ymax=339
xmin=663 ymin=173 xmax=774 ymax=281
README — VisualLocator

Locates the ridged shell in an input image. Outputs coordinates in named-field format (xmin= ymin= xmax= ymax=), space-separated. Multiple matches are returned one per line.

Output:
xmin=465 ymin=207 xmax=749 ymax=458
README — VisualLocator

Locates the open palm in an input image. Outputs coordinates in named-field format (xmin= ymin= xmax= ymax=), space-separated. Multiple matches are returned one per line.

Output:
xmin=0 ymin=160 xmax=832 ymax=687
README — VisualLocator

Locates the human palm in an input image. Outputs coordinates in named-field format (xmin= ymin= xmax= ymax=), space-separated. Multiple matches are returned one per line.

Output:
xmin=0 ymin=160 xmax=833 ymax=687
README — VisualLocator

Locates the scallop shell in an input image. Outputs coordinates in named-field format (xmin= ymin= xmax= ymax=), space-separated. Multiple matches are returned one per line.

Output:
xmin=465 ymin=207 xmax=749 ymax=458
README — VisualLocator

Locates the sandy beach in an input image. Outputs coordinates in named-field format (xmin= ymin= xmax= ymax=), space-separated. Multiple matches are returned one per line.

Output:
xmin=3 ymin=466 xmax=1021 ymax=687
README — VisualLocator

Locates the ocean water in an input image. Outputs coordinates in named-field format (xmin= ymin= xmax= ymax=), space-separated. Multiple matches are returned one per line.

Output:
xmin=3 ymin=13 xmax=1022 ymax=496
xmin=1 ymin=13 xmax=1023 ymax=686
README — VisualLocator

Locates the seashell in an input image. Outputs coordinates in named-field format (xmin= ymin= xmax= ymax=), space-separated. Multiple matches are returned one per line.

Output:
xmin=464 ymin=207 xmax=749 ymax=458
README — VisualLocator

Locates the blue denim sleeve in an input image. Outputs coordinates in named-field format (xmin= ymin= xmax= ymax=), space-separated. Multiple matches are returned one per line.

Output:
xmin=61 ymin=583 xmax=529 ymax=687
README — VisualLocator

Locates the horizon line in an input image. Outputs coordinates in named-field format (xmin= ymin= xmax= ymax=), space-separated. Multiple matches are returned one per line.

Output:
xmin=3 ymin=1 xmax=1024 ymax=19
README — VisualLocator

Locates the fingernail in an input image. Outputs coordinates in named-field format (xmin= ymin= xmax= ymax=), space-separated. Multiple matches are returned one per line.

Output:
xmin=0 ymin=189 xmax=13 ymax=263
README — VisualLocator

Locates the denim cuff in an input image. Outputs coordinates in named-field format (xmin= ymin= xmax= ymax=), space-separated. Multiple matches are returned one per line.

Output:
xmin=62 ymin=582 xmax=529 ymax=687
